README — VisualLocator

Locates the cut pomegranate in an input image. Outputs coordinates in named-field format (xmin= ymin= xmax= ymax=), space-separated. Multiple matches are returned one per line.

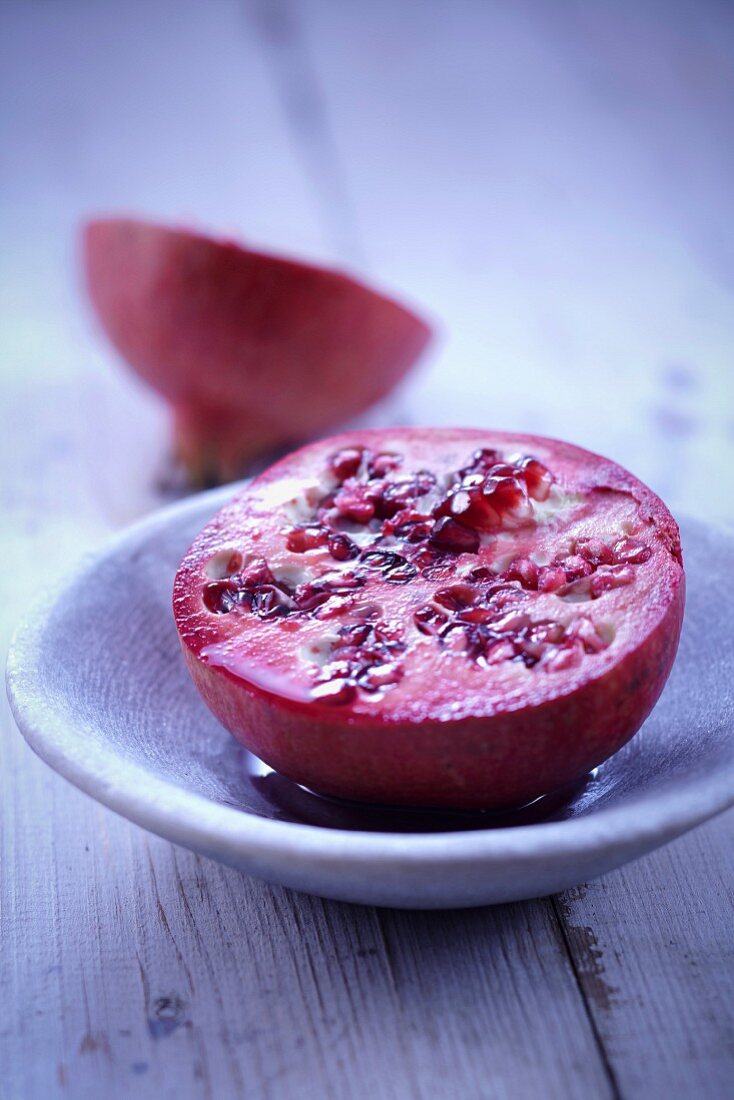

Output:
xmin=82 ymin=218 xmax=432 ymax=485
xmin=173 ymin=428 xmax=685 ymax=809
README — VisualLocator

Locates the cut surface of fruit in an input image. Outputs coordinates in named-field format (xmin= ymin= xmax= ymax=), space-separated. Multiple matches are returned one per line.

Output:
xmin=173 ymin=428 xmax=685 ymax=809
xmin=82 ymin=218 xmax=432 ymax=484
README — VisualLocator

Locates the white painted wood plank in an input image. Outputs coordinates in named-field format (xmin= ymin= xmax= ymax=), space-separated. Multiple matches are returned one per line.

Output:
xmin=556 ymin=812 xmax=734 ymax=1099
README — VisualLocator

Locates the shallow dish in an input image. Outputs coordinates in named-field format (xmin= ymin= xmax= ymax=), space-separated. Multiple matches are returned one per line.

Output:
xmin=6 ymin=488 xmax=734 ymax=908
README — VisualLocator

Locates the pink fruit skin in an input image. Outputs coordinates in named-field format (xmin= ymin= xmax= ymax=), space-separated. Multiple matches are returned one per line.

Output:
xmin=174 ymin=429 xmax=685 ymax=810
xmin=82 ymin=218 xmax=432 ymax=480
xmin=180 ymin=600 xmax=682 ymax=810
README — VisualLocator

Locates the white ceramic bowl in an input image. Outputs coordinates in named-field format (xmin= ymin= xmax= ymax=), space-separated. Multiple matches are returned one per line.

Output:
xmin=6 ymin=488 xmax=734 ymax=908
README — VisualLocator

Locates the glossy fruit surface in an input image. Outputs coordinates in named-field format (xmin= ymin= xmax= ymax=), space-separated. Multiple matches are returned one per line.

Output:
xmin=83 ymin=218 xmax=432 ymax=484
xmin=173 ymin=428 xmax=685 ymax=809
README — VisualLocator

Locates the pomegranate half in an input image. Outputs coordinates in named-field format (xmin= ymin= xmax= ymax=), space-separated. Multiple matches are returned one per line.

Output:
xmin=83 ymin=218 xmax=432 ymax=484
xmin=173 ymin=428 xmax=685 ymax=810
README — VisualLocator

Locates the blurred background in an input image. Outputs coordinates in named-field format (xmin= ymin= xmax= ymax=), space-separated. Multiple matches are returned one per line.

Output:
xmin=1 ymin=0 xmax=733 ymax=545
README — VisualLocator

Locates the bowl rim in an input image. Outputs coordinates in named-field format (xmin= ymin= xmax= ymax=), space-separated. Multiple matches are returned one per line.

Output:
xmin=6 ymin=486 xmax=734 ymax=870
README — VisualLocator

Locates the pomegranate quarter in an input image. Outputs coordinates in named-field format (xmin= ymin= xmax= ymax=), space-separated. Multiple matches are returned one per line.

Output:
xmin=83 ymin=218 xmax=431 ymax=484
xmin=174 ymin=429 xmax=685 ymax=810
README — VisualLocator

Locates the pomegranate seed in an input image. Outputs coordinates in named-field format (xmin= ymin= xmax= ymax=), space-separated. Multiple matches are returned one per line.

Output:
xmin=328 ymin=532 xmax=359 ymax=561
xmin=396 ymin=518 xmax=434 ymax=543
xmin=559 ymin=554 xmax=594 ymax=582
xmin=372 ymin=480 xmax=419 ymax=519
xmin=491 ymin=610 xmax=532 ymax=635
xmin=518 ymin=457 xmax=552 ymax=502
xmin=357 ymin=662 xmax=403 ymax=691
xmin=438 ymin=486 xmax=501 ymax=532
xmin=294 ymin=583 xmax=332 ymax=611
xmin=537 ymin=566 xmax=567 ymax=593
xmin=590 ymin=564 xmax=635 ymax=598
xmin=434 ymin=584 xmax=477 ymax=610
xmin=542 ymin=640 xmax=584 ymax=672
xmin=310 ymin=679 xmax=357 ymax=705
xmin=241 ymin=559 xmax=275 ymax=587
xmin=385 ymin=562 xmax=418 ymax=584
xmin=361 ymin=549 xmax=401 ymax=571
xmin=333 ymin=479 xmax=375 ymax=523
xmin=568 ymin=616 xmax=607 ymax=653
xmin=613 ymin=536 xmax=652 ymax=564
xmin=329 ymin=447 xmax=364 ymax=481
xmin=459 ymin=448 xmax=501 ymax=477
xmin=286 ymin=525 xmax=328 ymax=553
xmin=483 ymin=475 xmax=532 ymax=521
xmin=483 ymin=639 xmax=518 ymax=665
xmin=337 ymin=622 xmax=373 ymax=647
xmin=414 ymin=605 xmax=449 ymax=635
xmin=486 ymin=582 xmax=531 ymax=609
xmin=368 ymin=452 xmax=403 ymax=478
xmin=466 ymin=565 xmax=493 ymax=583
xmin=575 ymin=537 xmax=614 ymax=566
xmin=505 ymin=557 xmax=539 ymax=589
xmin=456 ymin=606 xmax=497 ymax=624
xmin=485 ymin=463 xmax=518 ymax=480
xmin=202 ymin=580 xmax=240 ymax=614
xmin=430 ymin=517 xmax=480 ymax=554
xmin=525 ymin=619 xmax=565 ymax=646
xmin=252 ymin=585 xmax=293 ymax=619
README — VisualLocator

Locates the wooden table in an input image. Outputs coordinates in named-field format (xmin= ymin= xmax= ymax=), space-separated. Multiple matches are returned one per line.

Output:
xmin=2 ymin=3 xmax=733 ymax=1097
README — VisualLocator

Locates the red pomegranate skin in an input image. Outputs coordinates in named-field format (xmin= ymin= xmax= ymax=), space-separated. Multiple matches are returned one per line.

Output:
xmin=82 ymin=217 xmax=432 ymax=482
xmin=173 ymin=428 xmax=685 ymax=810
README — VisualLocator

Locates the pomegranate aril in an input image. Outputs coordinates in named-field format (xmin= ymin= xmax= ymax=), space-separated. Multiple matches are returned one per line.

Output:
xmin=541 ymin=640 xmax=585 ymax=673
xmin=485 ymin=582 xmax=531 ymax=609
xmin=437 ymin=486 xmax=501 ymax=532
xmin=559 ymin=554 xmax=593 ymax=582
xmin=395 ymin=518 xmax=434 ymax=543
xmin=483 ymin=475 xmax=532 ymax=521
xmin=328 ymin=532 xmax=359 ymax=561
xmin=483 ymin=639 xmax=518 ymax=666
xmin=459 ymin=448 xmax=501 ymax=477
xmin=429 ymin=517 xmax=480 ymax=554
xmin=329 ymin=447 xmax=364 ymax=482
xmin=372 ymin=480 xmax=418 ymax=519
xmin=361 ymin=549 xmax=402 ymax=571
xmin=202 ymin=580 xmax=240 ymax=614
xmin=333 ymin=479 xmax=375 ymax=523
xmin=485 ymin=463 xmax=518 ymax=480
xmin=414 ymin=605 xmax=449 ymax=635
xmin=590 ymin=564 xmax=635 ymax=598
xmin=385 ymin=562 xmax=418 ymax=584
xmin=337 ymin=622 xmax=373 ymax=647
xmin=505 ymin=557 xmax=538 ymax=589
xmin=537 ymin=566 xmax=567 ymax=593
xmin=357 ymin=662 xmax=403 ymax=691
xmin=286 ymin=524 xmax=328 ymax=553
xmin=491 ymin=610 xmax=532 ymax=635
xmin=433 ymin=583 xmax=477 ymax=610
xmin=310 ymin=679 xmax=357 ymax=705
xmin=466 ymin=565 xmax=493 ymax=583
xmin=368 ymin=452 xmax=403 ymax=478
xmin=241 ymin=559 xmax=275 ymax=587
xmin=294 ymin=583 xmax=332 ymax=612
xmin=568 ymin=616 xmax=608 ymax=653
xmin=252 ymin=585 xmax=293 ymax=618
xmin=518 ymin=457 xmax=552 ymax=501
xmin=457 ymin=606 xmax=499 ymax=624
xmin=575 ymin=537 xmax=614 ymax=566
xmin=613 ymin=536 xmax=652 ymax=564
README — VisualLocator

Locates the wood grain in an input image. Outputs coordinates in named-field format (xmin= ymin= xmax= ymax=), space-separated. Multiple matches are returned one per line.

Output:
xmin=1 ymin=1 xmax=733 ymax=1098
